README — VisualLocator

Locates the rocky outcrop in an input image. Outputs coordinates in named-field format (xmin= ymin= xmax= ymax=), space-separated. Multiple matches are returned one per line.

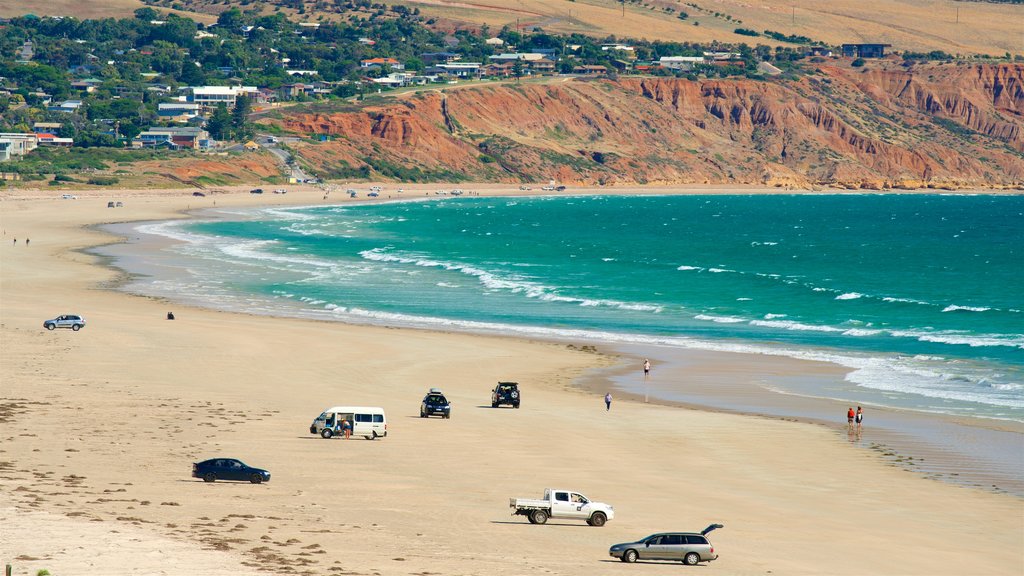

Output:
xmin=264 ymin=63 xmax=1024 ymax=189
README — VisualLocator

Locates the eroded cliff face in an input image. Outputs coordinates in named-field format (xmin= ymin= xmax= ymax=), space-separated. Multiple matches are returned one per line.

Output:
xmin=266 ymin=63 xmax=1024 ymax=189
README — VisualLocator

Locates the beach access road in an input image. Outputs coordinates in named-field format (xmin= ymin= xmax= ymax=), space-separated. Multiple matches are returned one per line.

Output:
xmin=0 ymin=186 xmax=1021 ymax=576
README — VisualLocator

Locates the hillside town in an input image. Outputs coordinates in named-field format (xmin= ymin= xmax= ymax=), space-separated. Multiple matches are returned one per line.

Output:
xmin=2 ymin=6 xmax=995 ymax=172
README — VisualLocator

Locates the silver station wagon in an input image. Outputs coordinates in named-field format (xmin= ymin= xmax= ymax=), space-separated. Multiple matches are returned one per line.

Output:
xmin=609 ymin=524 xmax=723 ymax=565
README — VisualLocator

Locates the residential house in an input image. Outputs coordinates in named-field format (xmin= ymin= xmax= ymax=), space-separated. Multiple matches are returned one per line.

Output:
xmin=360 ymin=58 xmax=403 ymax=70
xmin=602 ymin=44 xmax=637 ymax=60
xmin=132 ymin=126 xmax=211 ymax=149
xmin=807 ymin=46 xmax=833 ymax=57
xmin=70 ymin=78 xmax=102 ymax=93
xmin=286 ymin=70 xmax=320 ymax=77
xmin=35 ymin=134 xmax=73 ymax=146
xmin=358 ymin=38 xmax=376 ymax=46
xmin=488 ymin=53 xmax=545 ymax=63
xmin=280 ymin=82 xmax=332 ymax=99
xmin=704 ymin=51 xmax=742 ymax=61
xmin=428 ymin=62 xmax=482 ymax=78
xmin=32 ymin=122 xmax=63 ymax=134
xmin=158 ymin=102 xmax=202 ymax=122
xmin=183 ymin=86 xmax=259 ymax=108
xmin=0 ymin=133 xmax=39 ymax=161
xmin=420 ymin=52 xmax=460 ymax=65
xmin=483 ymin=62 xmax=515 ymax=77
xmin=658 ymin=56 xmax=705 ymax=71
xmin=16 ymin=40 xmax=33 ymax=63
xmin=841 ymin=43 xmax=891 ymax=58
xmin=485 ymin=37 xmax=505 ymax=47
xmin=529 ymin=58 xmax=556 ymax=74
xmin=573 ymin=65 xmax=608 ymax=75
xmin=48 ymin=100 xmax=84 ymax=113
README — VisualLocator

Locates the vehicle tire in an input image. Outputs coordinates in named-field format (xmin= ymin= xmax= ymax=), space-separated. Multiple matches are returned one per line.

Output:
xmin=492 ymin=402 xmax=498 ymax=408
xmin=72 ymin=324 xmax=81 ymax=331
xmin=530 ymin=509 xmax=548 ymax=525
xmin=623 ymin=549 xmax=638 ymax=563
xmin=203 ymin=473 xmax=215 ymax=483
xmin=420 ymin=411 xmax=427 ymax=418
xmin=444 ymin=413 xmax=450 ymax=419
xmin=321 ymin=428 xmax=333 ymax=439
xmin=527 ymin=514 xmax=537 ymax=524
xmin=514 ymin=403 xmax=520 ymax=409
xmin=250 ymin=474 xmax=263 ymax=484
xmin=683 ymin=552 xmax=700 ymax=566
xmin=588 ymin=512 xmax=607 ymax=527
xmin=45 ymin=324 xmax=55 ymax=330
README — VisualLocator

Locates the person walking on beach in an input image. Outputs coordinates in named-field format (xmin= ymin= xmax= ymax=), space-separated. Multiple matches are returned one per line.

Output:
xmin=855 ymin=406 xmax=864 ymax=430
xmin=643 ymin=359 xmax=651 ymax=378
xmin=604 ymin=392 xmax=612 ymax=411
xmin=847 ymin=407 xmax=856 ymax=429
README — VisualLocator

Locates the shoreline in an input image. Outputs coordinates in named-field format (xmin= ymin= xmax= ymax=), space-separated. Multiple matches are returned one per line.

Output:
xmin=70 ymin=187 xmax=1024 ymax=497
xmin=2 ymin=185 xmax=1022 ymax=576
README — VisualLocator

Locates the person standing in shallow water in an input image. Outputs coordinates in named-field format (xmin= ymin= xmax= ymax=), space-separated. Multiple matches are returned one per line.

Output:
xmin=643 ymin=358 xmax=651 ymax=378
xmin=855 ymin=406 xmax=864 ymax=430
xmin=847 ymin=407 xmax=855 ymax=429
xmin=605 ymin=392 xmax=612 ymax=411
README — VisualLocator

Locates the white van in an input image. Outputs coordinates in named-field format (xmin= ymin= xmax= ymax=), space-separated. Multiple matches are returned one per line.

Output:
xmin=310 ymin=406 xmax=387 ymax=440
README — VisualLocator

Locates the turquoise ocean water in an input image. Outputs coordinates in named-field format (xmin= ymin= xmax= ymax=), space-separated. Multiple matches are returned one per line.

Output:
xmin=113 ymin=194 xmax=1024 ymax=421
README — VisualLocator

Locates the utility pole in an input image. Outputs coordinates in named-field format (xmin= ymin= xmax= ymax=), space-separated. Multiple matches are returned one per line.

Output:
xmin=792 ymin=6 xmax=795 ymax=25
xmin=622 ymin=0 xmax=625 ymax=17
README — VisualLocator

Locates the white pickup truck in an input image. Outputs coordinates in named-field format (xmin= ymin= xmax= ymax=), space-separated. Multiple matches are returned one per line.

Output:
xmin=509 ymin=488 xmax=614 ymax=526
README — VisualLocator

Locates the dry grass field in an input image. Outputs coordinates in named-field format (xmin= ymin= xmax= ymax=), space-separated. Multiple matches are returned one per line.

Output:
xmin=401 ymin=0 xmax=1022 ymax=56
xmin=0 ymin=0 xmax=216 ymax=23
xmin=0 ymin=0 xmax=1016 ymax=55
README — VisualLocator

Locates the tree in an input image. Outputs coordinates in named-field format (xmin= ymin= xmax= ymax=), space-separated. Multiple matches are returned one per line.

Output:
xmin=134 ymin=7 xmax=159 ymax=21
xmin=231 ymin=95 xmax=253 ymax=140
xmin=206 ymin=103 xmax=231 ymax=140
xmin=512 ymin=59 xmax=524 ymax=83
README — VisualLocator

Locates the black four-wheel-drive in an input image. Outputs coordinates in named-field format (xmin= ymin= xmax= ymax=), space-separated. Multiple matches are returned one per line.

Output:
xmin=491 ymin=381 xmax=521 ymax=408
xmin=421 ymin=388 xmax=451 ymax=418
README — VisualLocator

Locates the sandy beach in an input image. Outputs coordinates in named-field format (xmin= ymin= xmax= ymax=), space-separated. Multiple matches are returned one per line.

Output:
xmin=1 ymin=185 xmax=1022 ymax=576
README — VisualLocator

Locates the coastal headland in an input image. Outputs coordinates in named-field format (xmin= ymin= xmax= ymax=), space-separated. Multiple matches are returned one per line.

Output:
xmin=1 ymin=185 xmax=1022 ymax=575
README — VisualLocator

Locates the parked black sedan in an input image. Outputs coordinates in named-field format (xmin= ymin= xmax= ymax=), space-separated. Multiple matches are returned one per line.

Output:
xmin=193 ymin=458 xmax=271 ymax=484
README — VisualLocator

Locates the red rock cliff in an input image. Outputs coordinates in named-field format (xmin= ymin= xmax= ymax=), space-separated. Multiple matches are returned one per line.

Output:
xmin=266 ymin=63 xmax=1024 ymax=189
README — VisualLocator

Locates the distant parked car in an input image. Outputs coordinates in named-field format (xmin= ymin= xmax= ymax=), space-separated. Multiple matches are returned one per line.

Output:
xmin=192 ymin=458 xmax=270 ymax=484
xmin=608 ymin=525 xmax=723 ymax=565
xmin=368 ymin=191 xmax=379 ymax=197
xmin=107 ymin=201 xmax=116 ymax=208
xmin=249 ymin=188 xmax=264 ymax=194
xmin=43 ymin=314 xmax=86 ymax=331
xmin=273 ymin=188 xmax=287 ymax=194
xmin=491 ymin=381 xmax=520 ymax=408
xmin=61 ymin=194 xmax=78 ymax=199
xmin=420 ymin=388 xmax=451 ymax=418
xmin=192 ymin=191 xmax=206 ymax=197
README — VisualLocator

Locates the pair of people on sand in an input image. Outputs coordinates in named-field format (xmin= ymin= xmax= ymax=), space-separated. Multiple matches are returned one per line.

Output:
xmin=847 ymin=406 xmax=864 ymax=429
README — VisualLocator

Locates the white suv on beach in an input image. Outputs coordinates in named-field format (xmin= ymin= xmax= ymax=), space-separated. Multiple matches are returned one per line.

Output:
xmin=43 ymin=314 xmax=86 ymax=331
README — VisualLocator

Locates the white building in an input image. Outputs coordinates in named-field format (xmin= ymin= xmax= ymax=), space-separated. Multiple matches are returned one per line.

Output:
xmin=183 ymin=86 xmax=259 ymax=108
xmin=659 ymin=56 xmax=705 ymax=70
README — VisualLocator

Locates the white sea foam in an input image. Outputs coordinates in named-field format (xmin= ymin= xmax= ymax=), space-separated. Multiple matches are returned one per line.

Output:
xmin=694 ymin=314 xmax=746 ymax=323
xmin=835 ymin=292 xmax=864 ymax=300
xmin=749 ymin=319 xmax=845 ymax=333
xmin=842 ymin=328 xmax=883 ymax=336
xmin=763 ymin=313 xmax=787 ymax=319
xmin=882 ymin=296 xmax=930 ymax=305
xmin=677 ymin=265 xmax=703 ymax=271
xmin=707 ymin=268 xmax=733 ymax=273
xmin=942 ymin=304 xmax=991 ymax=313
xmin=360 ymin=248 xmax=663 ymax=313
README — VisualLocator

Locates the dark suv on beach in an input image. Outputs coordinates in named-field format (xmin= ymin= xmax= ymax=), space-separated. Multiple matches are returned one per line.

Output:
xmin=491 ymin=382 xmax=521 ymax=408
xmin=420 ymin=388 xmax=451 ymax=418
